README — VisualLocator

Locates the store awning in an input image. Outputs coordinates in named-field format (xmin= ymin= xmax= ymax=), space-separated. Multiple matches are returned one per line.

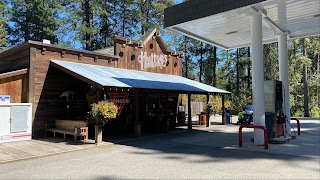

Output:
xmin=50 ymin=60 xmax=230 ymax=95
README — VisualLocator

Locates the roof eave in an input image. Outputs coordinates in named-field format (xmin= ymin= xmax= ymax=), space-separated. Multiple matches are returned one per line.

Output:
xmin=164 ymin=0 xmax=266 ymax=28
xmin=27 ymin=40 xmax=119 ymax=61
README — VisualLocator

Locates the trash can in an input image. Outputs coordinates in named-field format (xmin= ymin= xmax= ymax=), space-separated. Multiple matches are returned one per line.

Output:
xmin=199 ymin=112 xmax=207 ymax=125
xmin=224 ymin=108 xmax=231 ymax=124
xmin=177 ymin=112 xmax=186 ymax=124
xmin=225 ymin=114 xmax=230 ymax=124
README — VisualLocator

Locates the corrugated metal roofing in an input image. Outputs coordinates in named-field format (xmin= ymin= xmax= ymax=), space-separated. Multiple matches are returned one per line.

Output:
xmin=51 ymin=60 xmax=230 ymax=94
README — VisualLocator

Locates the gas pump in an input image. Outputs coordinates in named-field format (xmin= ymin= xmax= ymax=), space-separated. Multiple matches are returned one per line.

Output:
xmin=264 ymin=80 xmax=286 ymax=142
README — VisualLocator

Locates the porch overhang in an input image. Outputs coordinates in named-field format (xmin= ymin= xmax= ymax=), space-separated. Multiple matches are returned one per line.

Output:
xmin=50 ymin=60 xmax=230 ymax=95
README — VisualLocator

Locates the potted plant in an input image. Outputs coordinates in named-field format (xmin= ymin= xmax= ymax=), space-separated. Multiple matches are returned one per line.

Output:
xmin=89 ymin=101 xmax=118 ymax=144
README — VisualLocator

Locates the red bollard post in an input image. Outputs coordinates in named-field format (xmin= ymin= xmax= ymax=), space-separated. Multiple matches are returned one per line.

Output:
xmin=239 ymin=127 xmax=243 ymax=147
xmin=239 ymin=124 xmax=268 ymax=149
xmin=290 ymin=117 xmax=301 ymax=135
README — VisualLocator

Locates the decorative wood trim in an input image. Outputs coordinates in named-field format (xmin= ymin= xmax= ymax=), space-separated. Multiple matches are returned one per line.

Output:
xmin=28 ymin=40 xmax=119 ymax=60
xmin=78 ymin=53 xmax=83 ymax=60
xmin=61 ymin=51 xmax=65 ymax=58
xmin=0 ymin=69 xmax=28 ymax=80
xmin=41 ymin=47 xmax=46 ymax=55
xmin=28 ymin=47 xmax=36 ymax=135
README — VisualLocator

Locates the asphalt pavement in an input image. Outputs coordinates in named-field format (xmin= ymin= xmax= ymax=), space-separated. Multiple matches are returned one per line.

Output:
xmin=0 ymin=116 xmax=319 ymax=179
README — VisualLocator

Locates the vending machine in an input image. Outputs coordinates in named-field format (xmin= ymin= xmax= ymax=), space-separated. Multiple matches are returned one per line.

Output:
xmin=0 ymin=103 xmax=32 ymax=143
xmin=264 ymin=80 xmax=285 ymax=141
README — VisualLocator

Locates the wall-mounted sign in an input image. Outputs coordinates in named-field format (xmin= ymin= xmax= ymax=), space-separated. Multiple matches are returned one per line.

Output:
xmin=106 ymin=93 xmax=129 ymax=115
xmin=138 ymin=51 xmax=168 ymax=70
xmin=0 ymin=95 xmax=10 ymax=103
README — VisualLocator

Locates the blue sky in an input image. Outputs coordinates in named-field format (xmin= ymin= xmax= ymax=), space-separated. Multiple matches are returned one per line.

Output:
xmin=6 ymin=0 xmax=184 ymax=49
xmin=68 ymin=0 xmax=185 ymax=49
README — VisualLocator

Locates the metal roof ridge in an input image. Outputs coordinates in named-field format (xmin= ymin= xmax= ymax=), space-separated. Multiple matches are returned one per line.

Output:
xmin=51 ymin=59 xmax=184 ymax=77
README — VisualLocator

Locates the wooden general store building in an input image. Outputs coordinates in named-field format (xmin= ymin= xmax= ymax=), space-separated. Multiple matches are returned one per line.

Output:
xmin=0 ymin=29 xmax=229 ymax=139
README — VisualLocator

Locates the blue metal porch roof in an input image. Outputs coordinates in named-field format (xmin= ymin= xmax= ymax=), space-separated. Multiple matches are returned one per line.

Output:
xmin=51 ymin=60 xmax=230 ymax=94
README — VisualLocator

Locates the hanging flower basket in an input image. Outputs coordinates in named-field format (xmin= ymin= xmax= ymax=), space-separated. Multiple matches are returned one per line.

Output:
xmin=89 ymin=101 xmax=118 ymax=125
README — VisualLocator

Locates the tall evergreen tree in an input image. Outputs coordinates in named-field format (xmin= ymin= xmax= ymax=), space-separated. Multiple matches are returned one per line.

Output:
xmin=9 ymin=0 xmax=60 ymax=44
xmin=0 ymin=0 xmax=9 ymax=49
xmin=62 ymin=0 xmax=103 ymax=50
xmin=116 ymin=0 xmax=138 ymax=38
xmin=135 ymin=0 xmax=174 ymax=36
xmin=61 ymin=0 xmax=139 ymax=50
xmin=264 ymin=43 xmax=278 ymax=80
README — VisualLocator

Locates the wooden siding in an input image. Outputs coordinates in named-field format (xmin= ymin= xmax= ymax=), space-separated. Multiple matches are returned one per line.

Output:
xmin=0 ymin=48 xmax=29 ymax=74
xmin=0 ymin=38 xmax=183 ymax=138
xmin=114 ymin=34 xmax=182 ymax=75
xmin=0 ymin=74 xmax=27 ymax=103
xmin=32 ymin=48 xmax=115 ymax=137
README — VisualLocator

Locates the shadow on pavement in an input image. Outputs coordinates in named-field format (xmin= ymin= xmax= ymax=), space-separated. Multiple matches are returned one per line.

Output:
xmin=108 ymin=118 xmax=319 ymax=162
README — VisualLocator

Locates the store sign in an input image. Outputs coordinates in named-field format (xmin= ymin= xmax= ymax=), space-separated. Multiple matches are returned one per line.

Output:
xmin=138 ymin=51 xmax=168 ymax=70
xmin=0 ymin=95 xmax=10 ymax=103
xmin=106 ymin=93 xmax=129 ymax=115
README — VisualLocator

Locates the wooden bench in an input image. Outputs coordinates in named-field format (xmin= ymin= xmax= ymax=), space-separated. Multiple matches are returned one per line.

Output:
xmin=45 ymin=120 xmax=88 ymax=143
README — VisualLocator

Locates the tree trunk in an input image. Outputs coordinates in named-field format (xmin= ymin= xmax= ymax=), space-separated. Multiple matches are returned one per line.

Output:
xmin=302 ymin=38 xmax=310 ymax=117
xmin=236 ymin=48 xmax=239 ymax=95
xmin=212 ymin=46 xmax=217 ymax=87
xmin=84 ymin=0 xmax=91 ymax=50
xmin=317 ymin=53 xmax=319 ymax=75
xmin=247 ymin=47 xmax=251 ymax=90
xmin=184 ymin=37 xmax=188 ymax=78
xmin=122 ymin=0 xmax=126 ymax=37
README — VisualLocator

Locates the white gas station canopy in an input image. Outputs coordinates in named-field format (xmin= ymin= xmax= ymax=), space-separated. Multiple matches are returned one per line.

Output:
xmin=164 ymin=0 xmax=319 ymax=145
xmin=165 ymin=0 xmax=320 ymax=49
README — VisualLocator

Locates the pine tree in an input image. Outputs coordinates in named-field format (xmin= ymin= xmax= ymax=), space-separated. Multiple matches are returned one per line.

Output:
xmin=0 ymin=0 xmax=9 ymax=49
xmin=61 ymin=0 xmax=139 ymax=50
xmin=61 ymin=0 xmax=103 ymax=50
xmin=116 ymin=0 xmax=138 ymax=38
xmin=9 ymin=0 xmax=60 ymax=44
xmin=135 ymin=0 xmax=174 ymax=36
xmin=264 ymin=43 xmax=279 ymax=80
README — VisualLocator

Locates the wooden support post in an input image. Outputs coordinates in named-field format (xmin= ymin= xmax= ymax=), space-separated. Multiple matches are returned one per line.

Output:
xmin=95 ymin=125 xmax=103 ymax=144
xmin=206 ymin=94 xmax=210 ymax=127
xmin=188 ymin=94 xmax=192 ymax=130
xmin=134 ymin=91 xmax=141 ymax=137
xmin=222 ymin=95 xmax=225 ymax=125
xmin=164 ymin=93 xmax=169 ymax=131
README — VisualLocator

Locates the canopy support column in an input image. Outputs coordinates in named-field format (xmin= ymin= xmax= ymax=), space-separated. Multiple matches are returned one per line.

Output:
xmin=251 ymin=11 xmax=266 ymax=145
xmin=134 ymin=91 xmax=141 ymax=137
xmin=221 ymin=95 xmax=225 ymax=125
xmin=206 ymin=94 xmax=210 ymax=127
xmin=188 ymin=94 xmax=192 ymax=130
xmin=278 ymin=0 xmax=291 ymax=135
